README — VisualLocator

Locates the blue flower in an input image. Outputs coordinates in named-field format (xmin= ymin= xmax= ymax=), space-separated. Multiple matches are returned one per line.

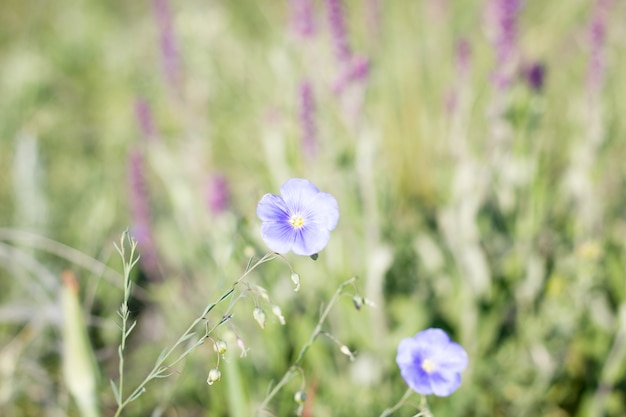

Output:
xmin=257 ymin=179 xmax=339 ymax=256
xmin=396 ymin=328 xmax=468 ymax=397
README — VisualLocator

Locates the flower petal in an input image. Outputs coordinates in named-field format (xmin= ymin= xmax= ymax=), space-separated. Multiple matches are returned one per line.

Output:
xmin=399 ymin=364 xmax=433 ymax=395
xmin=429 ymin=370 xmax=462 ymax=397
xmin=396 ymin=329 xmax=467 ymax=397
xmin=280 ymin=179 xmax=320 ymax=212
xmin=435 ymin=342 xmax=468 ymax=373
xmin=305 ymin=192 xmax=339 ymax=231
xmin=257 ymin=194 xmax=290 ymax=222
xmin=414 ymin=328 xmax=450 ymax=347
xmin=261 ymin=222 xmax=297 ymax=254
xmin=396 ymin=337 xmax=420 ymax=366
xmin=292 ymin=225 xmax=331 ymax=256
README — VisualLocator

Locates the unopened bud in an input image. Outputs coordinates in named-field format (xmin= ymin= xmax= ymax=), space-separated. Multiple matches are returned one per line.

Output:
xmin=352 ymin=295 xmax=364 ymax=310
xmin=291 ymin=272 xmax=301 ymax=292
xmin=364 ymin=298 xmax=376 ymax=308
xmin=253 ymin=307 xmax=266 ymax=329
xmin=340 ymin=345 xmax=355 ymax=361
xmin=256 ymin=286 xmax=271 ymax=302
xmin=294 ymin=390 xmax=307 ymax=404
xmin=236 ymin=337 xmax=248 ymax=357
xmin=214 ymin=339 xmax=228 ymax=354
xmin=271 ymin=304 xmax=286 ymax=325
xmin=207 ymin=368 xmax=221 ymax=385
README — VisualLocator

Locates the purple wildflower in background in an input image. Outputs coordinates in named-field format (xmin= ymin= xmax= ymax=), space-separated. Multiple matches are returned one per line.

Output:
xmin=299 ymin=80 xmax=317 ymax=158
xmin=396 ymin=329 xmax=468 ymax=397
xmin=486 ymin=0 xmax=521 ymax=89
xmin=522 ymin=61 xmax=546 ymax=93
xmin=257 ymin=179 xmax=339 ymax=256
xmin=134 ymin=98 xmax=157 ymax=141
xmin=206 ymin=173 xmax=230 ymax=215
xmin=153 ymin=0 xmax=181 ymax=92
xmin=326 ymin=0 xmax=352 ymax=64
xmin=587 ymin=0 xmax=614 ymax=94
xmin=290 ymin=0 xmax=316 ymax=38
xmin=127 ymin=149 xmax=162 ymax=282
xmin=333 ymin=54 xmax=370 ymax=94
xmin=456 ymin=38 xmax=471 ymax=79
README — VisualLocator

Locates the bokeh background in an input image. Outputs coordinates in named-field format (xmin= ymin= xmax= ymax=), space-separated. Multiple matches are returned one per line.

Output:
xmin=1 ymin=0 xmax=626 ymax=416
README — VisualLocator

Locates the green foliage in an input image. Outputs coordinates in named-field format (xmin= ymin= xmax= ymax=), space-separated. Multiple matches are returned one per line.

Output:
xmin=1 ymin=0 xmax=626 ymax=416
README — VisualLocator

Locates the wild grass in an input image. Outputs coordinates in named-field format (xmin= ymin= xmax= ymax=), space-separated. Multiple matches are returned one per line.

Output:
xmin=1 ymin=0 xmax=626 ymax=416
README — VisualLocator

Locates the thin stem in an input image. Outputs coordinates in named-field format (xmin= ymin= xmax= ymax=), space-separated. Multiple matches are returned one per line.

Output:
xmin=379 ymin=388 xmax=414 ymax=417
xmin=255 ymin=276 xmax=358 ymax=415
xmin=114 ymin=232 xmax=139 ymax=411
xmin=414 ymin=395 xmax=433 ymax=417
xmin=113 ymin=252 xmax=278 ymax=417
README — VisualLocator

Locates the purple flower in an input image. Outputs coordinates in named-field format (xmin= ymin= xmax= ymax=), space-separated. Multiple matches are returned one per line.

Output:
xmin=486 ymin=0 xmax=521 ymax=89
xmin=396 ymin=329 xmax=468 ymax=397
xmin=257 ymin=179 xmax=339 ymax=256
xmin=134 ymin=98 xmax=157 ymax=141
xmin=523 ymin=61 xmax=546 ymax=93
xmin=153 ymin=0 xmax=181 ymax=92
xmin=206 ymin=173 xmax=230 ymax=215
xmin=587 ymin=0 xmax=615 ymax=94
xmin=290 ymin=0 xmax=316 ymax=38
xmin=299 ymin=80 xmax=317 ymax=159
xmin=326 ymin=0 xmax=352 ymax=64
xmin=127 ymin=148 xmax=162 ymax=282
xmin=455 ymin=38 xmax=471 ymax=79
xmin=333 ymin=54 xmax=370 ymax=94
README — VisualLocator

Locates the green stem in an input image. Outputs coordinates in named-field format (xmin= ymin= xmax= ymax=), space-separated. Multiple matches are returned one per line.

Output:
xmin=255 ymin=276 xmax=358 ymax=415
xmin=115 ymin=232 xmax=139 ymax=411
xmin=379 ymin=388 xmax=414 ymax=417
xmin=113 ymin=252 xmax=277 ymax=417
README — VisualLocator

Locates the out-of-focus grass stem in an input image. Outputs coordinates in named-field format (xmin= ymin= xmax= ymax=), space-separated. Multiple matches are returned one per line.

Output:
xmin=588 ymin=304 xmax=626 ymax=417
xmin=255 ymin=276 xmax=358 ymax=415
xmin=0 ymin=228 xmax=127 ymax=292
xmin=379 ymin=389 xmax=431 ymax=417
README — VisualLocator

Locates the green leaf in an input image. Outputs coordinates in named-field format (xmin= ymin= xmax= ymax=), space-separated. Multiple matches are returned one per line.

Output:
xmin=110 ymin=380 xmax=121 ymax=405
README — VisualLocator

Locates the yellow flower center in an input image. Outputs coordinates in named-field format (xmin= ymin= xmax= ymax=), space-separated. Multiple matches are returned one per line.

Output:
xmin=289 ymin=214 xmax=305 ymax=229
xmin=421 ymin=359 xmax=436 ymax=373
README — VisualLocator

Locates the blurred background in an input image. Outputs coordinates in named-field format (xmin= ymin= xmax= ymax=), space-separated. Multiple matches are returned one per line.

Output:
xmin=1 ymin=0 xmax=626 ymax=416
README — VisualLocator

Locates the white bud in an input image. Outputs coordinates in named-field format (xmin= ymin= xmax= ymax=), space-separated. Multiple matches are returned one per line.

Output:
xmin=256 ymin=286 xmax=271 ymax=302
xmin=214 ymin=339 xmax=228 ymax=354
xmin=207 ymin=368 xmax=221 ymax=385
xmin=291 ymin=272 xmax=301 ymax=291
xmin=236 ymin=337 xmax=249 ymax=357
xmin=271 ymin=304 xmax=286 ymax=325
xmin=294 ymin=390 xmax=307 ymax=404
xmin=253 ymin=307 xmax=266 ymax=329
xmin=352 ymin=295 xmax=364 ymax=310
xmin=340 ymin=345 xmax=355 ymax=361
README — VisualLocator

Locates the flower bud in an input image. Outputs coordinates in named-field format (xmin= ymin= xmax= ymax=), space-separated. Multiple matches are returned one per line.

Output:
xmin=271 ymin=304 xmax=286 ymax=325
xmin=207 ymin=368 xmax=221 ymax=385
xmin=253 ymin=307 xmax=266 ymax=329
xmin=340 ymin=345 xmax=355 ymax=361
xmin=214 ymin=339 xmax=228 ymax=354
xmin=294 ymin=390 xmax=307 ymax=404
xmin=236 ymin=336 xmax=249 ymax=357
xmin=352 ymin=295 xmax=364 ymax=310
xmin=256 ymin=286 xmax=271 ymax=303
xmin=291 ymin=272 xmax=301 ymax=291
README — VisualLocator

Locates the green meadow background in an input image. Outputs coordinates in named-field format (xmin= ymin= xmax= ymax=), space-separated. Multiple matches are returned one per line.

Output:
xmin=1 ymin=0 xmax=626 ymax=416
